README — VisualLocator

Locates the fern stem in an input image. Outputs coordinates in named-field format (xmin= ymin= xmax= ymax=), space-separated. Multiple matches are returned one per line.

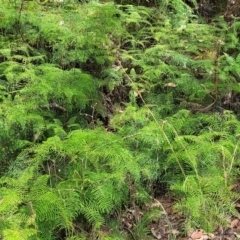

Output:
xmin=229 ymin=139 xmax=240 ymax=177
xmin=161 ymin=121 xmax=187 ymax=178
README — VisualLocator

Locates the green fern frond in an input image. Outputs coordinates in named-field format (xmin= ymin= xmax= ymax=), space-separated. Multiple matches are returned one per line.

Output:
xmin=82 ymin=204 xmax=105 ymax=228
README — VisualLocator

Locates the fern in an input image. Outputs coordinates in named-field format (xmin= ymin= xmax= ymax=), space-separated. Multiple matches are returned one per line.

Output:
xmin=15 ymin=127 xmax=140 ymax=231
xmin=165 ymin=111 xmax=240 ymax=230
xmin=1 ymin=0 xmax=240 ymax=237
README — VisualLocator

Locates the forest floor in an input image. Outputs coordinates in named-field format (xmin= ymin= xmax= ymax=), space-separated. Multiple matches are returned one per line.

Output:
xmin=145 ymin=193 xmax=240 ymax=240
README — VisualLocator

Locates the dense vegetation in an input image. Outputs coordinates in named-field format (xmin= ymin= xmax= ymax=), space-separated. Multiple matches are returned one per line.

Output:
xmin=1 ymin=0 xmax=240 ymax=239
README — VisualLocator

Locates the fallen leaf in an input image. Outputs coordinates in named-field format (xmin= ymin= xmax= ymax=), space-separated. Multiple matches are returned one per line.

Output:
xmin=151 ymin=228 xmax=162 ymax=240
xmin=149 ymin=200 xmax=161 ymax=208
xmin=122 ymin=218 xmax=132 ymax=229
xmin=189 ymin=229 xmax=203 ymax=240
xmin=171 ymin=229 xmax=179 ymax=235
xmin=164 ymin=82 xmax=177 ymax=87
xmin=235 ymin=203 xmax=240 ymax=208
xmin=230 ymin=218 xmax=239 ymax=228
xmin=202 ymin=234 xmax=211 ymax=240
xmin=229 ymin=183 xmax=237 ymax=190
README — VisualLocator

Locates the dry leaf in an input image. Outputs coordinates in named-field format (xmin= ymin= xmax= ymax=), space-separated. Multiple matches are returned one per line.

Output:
xmin=171 ymin=229 xmax=179 ymax=235
xmin=151 ymin=228 xmax=162 ymax=240
xmin=230 ymin=218 xmax=239 ymax=228
xmin=122 ymin=218 xmax=132 ymax=229
xmin=235 ymin=203 xmax=240 ymax=208
xmin=189 ymin=229 xmax=203 ymax=240
xmin=202 ymin=234 xmax=212 ymax=240
xmin=149 ymin=200 xmax=161 ymax=208
xmin=229 ymin=183 xmax=237 ymax=190
xmin=164 ymin=82 xmax=177 ymax=87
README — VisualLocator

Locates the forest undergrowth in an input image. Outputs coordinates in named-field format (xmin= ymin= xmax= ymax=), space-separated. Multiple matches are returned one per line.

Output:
xmin=1 ymin=0 xmax=240 ymax=239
